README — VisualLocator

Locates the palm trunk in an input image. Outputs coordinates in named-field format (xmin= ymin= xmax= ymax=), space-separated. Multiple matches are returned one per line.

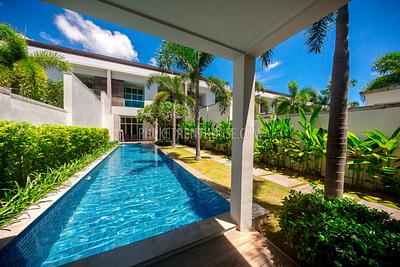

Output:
xmin=325 ymin=4 xmax=349 ymax=197
xmin=172 ymin=102 xmax=176 ymax=149
xmin=194 ymin=78 xmax=201 ymax=161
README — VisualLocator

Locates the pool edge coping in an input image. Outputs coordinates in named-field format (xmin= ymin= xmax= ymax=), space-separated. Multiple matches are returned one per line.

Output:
xmin=0 ymin=145 xmax=119 ymax=250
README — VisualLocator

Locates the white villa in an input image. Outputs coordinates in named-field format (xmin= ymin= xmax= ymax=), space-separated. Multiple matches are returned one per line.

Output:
xmin=1 ymin=40 xmax=239 ymax=141
xmin=0 ymin=40 xmax=286 ymax=141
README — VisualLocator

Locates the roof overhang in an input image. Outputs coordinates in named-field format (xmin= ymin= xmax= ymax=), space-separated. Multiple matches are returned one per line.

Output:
xmin=44 ymin=0 xmax=348 ymax=60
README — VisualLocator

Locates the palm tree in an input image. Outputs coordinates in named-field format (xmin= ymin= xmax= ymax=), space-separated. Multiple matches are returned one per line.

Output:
xmin=146 ymin=74 xmax=187 ymax=149
xmin=156 ymin=41 xmax=231 ymax=160
xmin=305 ymin=5 xmax=350 ymax=197
xmin=317 ymin=78 xmax=357 ymax=108
xmin=273 ymin=81 xmax=318 ymax=114
xmin=363 ymin=51 xmax=400 ymax=91
xmin=261 ymin=5 xmax=350 ymax=197
xmin=0 ymin=23 xmax=71 ymax=106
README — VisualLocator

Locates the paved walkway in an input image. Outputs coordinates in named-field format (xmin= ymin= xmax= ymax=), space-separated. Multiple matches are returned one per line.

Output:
xmin=179 ymin=145 xmax=400 ymax=220
xmin=150 ymin=229 xmax=298 ymax=267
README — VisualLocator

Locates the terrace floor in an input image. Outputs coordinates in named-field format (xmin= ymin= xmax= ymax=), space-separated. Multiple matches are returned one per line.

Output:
xmin=150 ymin=228 xmax=297 ymax=267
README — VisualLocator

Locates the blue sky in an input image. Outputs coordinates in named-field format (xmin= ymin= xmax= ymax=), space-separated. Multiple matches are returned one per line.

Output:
xmin=1 ymin=0 xmax=399 ymax=103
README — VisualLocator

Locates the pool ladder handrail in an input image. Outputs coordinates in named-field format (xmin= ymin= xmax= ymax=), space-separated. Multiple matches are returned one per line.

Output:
xmin=119 ymin=129 xmax=125 ymax=143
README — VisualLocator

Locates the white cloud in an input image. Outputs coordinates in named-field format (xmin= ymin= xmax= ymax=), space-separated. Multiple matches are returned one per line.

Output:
xmin=148 ymin=57 xmax=158 ymax=66
xmin=39 ymin=31 xmax=62 ymax=45
xmin=264 ymin=61 xmax=282 ymax=71
xmin=54 ymin=10 xmax=138 ymax=61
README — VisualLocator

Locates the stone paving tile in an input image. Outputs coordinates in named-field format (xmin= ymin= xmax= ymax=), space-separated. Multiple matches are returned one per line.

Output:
xmin=359 ymin=200 xmax=400 ymax=220
xmin=261 ymin=174 xmax=304 ymax=187
xmin=253 ymin=168 xmax=273 ymax=177
xmin=293 ymin=184 xmax=315 ymax=194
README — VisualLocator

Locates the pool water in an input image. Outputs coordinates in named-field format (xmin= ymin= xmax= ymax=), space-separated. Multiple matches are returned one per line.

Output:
xmin=0 ymin=144 xmax=230 ymax=266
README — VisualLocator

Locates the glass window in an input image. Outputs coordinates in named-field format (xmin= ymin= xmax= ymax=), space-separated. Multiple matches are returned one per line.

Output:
xmin=124 ymin=86 xmax=144 ymax=108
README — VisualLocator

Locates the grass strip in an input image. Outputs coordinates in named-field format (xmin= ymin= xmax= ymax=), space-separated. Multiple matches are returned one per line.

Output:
xmin=0 ymin=142 xmax=117 ymax=227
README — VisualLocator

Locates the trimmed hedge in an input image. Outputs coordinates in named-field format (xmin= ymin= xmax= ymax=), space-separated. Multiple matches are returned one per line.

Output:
xmin=280 ymin=190 xmax=400 ymax=266
xmin=0 ymin=121 xmax=109 ymax=189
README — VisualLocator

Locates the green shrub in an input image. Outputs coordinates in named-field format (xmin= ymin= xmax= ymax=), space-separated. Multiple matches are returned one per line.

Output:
xmin=0 ymin=121 xmax=109 ymax=190
xmin=280 ymin=190 xmax=400 ymax=266
xmin=154 ymin=139 xmax=172 ymax=146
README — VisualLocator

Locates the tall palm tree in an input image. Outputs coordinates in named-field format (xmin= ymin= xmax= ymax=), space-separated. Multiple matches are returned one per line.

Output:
xmin=262 ymin=5 xmax=350 ymax=197
xmin=305 ymin=5 xmax=350 ymax=197
xmin=0 ymin=23 xmax=71 ymax=106
xmin=156 ymin=41 xmax=231 ymax=160
xmin=146 ymin=74 xmax=187 ymax=149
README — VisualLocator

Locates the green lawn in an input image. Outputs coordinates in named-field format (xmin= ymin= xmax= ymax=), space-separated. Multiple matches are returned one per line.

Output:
xmin=161 ymin=146 xmax=293 ymax=233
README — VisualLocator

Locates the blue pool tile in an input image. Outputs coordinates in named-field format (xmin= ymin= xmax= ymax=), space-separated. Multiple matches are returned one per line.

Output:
xmin=0 ymin=144 xmax=229 ymax=266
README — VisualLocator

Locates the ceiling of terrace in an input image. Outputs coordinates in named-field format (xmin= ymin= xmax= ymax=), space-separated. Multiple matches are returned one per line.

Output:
xmin=45 ymin=0 xmax=348 ymax=60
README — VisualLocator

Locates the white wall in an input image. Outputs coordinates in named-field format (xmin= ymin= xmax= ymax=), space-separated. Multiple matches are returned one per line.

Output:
xmin=363 ymin=87 xmax=400 ymax=106
xmin=0 ymin=87 xmax=67 ymax=125
xmin=256 ymin=104 xmax=400 ymax=139
xmin=63 ymin=73 xmax=104 ymax=127
xmin=199 ymin=103 xmax=231 ymax=122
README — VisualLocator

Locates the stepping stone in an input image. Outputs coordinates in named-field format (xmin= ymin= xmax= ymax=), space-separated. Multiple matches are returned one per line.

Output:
xmin=262 ymin=174 xmax=303 ymax=187
xmin=253 ymin=168 xmax=273 ymax=177
xmin=213 ymin=157 xmax=230 ymax=164
xmin=358 ymin=200 xmax=400 ymax=220
xmin=252 ymin=203 xmax=270 ymax=228
xmin=293 ymin=184 xmax=316 ymax=193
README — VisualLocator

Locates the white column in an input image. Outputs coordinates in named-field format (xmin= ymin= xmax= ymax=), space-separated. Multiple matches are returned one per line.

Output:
xmin=106 ymin=69 xmax=112 ymax=112
xmin=231 ymin=54 xmax=255 ymax=231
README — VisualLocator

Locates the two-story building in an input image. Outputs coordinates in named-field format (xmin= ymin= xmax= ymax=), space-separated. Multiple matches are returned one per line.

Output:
xmin=27 ymin=40 xmax=218 ymax=141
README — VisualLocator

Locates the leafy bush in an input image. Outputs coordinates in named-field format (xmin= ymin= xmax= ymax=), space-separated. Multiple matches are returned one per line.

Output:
xmin=0 ymin=24 xmax=71 ymax=107
xmin=0 ymin=142 xmax=116 ymax=227
xmin=280 ymin=190 xmax=400 ymax=266
xmin=179 ymin=119 xmax=232 ymax=155
xmin=256 ymin=107 xmax=326 ymax=175
xmin=154 ymin=139 xmax=172 ymax=146
xmin=347 ymin=128 xmax=400 ymax=193
xmin=0 ymin=121 xmax=109 ymax=190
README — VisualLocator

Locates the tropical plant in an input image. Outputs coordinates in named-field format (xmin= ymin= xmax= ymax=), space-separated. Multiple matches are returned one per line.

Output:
xmin=0 ymin=142 xmax=116 ymax=227
xmin=156 ymin=41 xmax=231 ymax=160
xmin=317 ymin=78 xmax=357 ymax=108
xmin=0 ymin=24 xmax=71 ymax=107
xmin=280 ymin=189 xmax=400 ymax=266
xmin=146 ymin=74 xmax=188 ymax=148
xmin=137 ymin=101 xmax=187 ymax=142
xmin=347 ymin=128 xmax=400 ymax=192
xmin=363 ymin=52 xmax=400 ymax=91
xmin=296 ymin=107 xmax=327 ymax=174
xmin=256 ymin=114 xmax=297 ymax=167
xmin=305 ymin=5 xmax=350 ymax=197
xmin=273 ymin=81 xmax=318 ymax=115
xmin=364 ymin=128 xmax=400 ymax=192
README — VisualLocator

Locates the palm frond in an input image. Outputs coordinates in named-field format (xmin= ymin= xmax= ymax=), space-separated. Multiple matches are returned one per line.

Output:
xmin=260 ymin=49 xmax=274 ymax=69
xmin=304 ymin=13 xmax=335 ymax=54
xmin=206 ymin=76 xmax=231 ymax=114
xmin=287 ymin=81 xmax=299 ymax=98
xmin=153 ymin=90 xmax=170 ymax=104
xmin=31 ymin=51 xmax=71 ymax=72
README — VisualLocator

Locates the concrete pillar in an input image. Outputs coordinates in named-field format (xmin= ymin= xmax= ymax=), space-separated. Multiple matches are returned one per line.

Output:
xmin=106 ymin=69 xmax=112 ymax=112
xmin=230 ymin=54 xmax=255 ymax=231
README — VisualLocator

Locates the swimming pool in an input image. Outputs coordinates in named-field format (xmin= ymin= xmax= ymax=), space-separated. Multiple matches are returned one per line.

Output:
xmin=0 ymin=144 xmax=230 ymax=266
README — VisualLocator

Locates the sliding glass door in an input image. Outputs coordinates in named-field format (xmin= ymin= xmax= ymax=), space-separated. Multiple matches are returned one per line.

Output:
xmin=120 ymin=117 xmax=143 ymax=141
